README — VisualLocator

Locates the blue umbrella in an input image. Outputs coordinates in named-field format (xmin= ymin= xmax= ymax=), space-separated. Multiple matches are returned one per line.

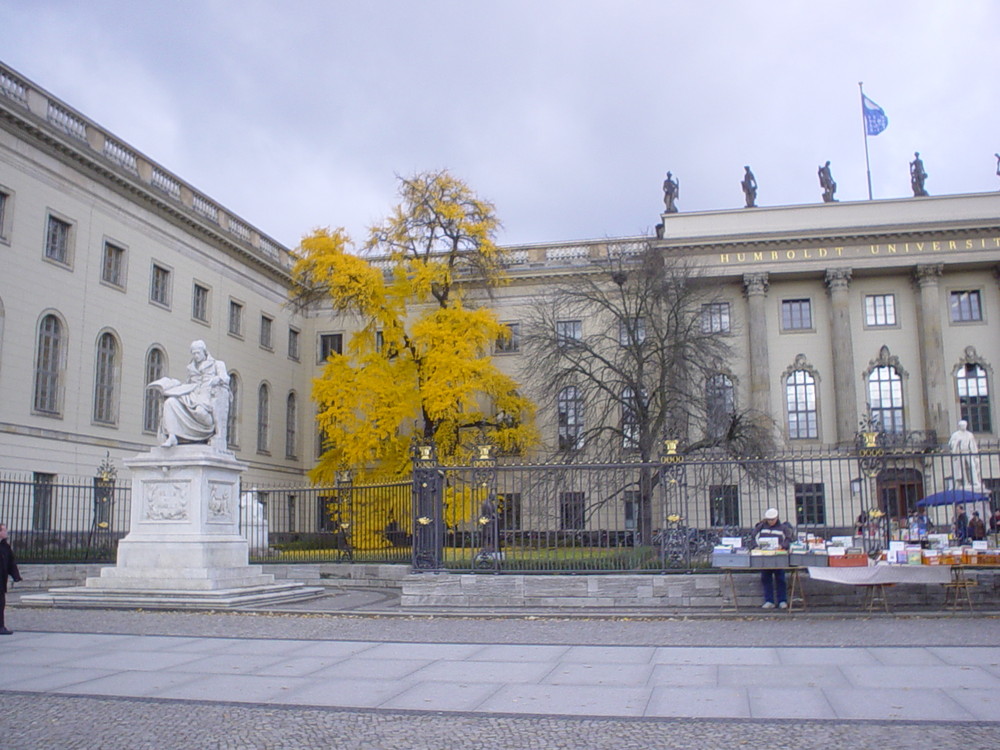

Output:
xmin=916 ymin=489 xmax=990 ymax=507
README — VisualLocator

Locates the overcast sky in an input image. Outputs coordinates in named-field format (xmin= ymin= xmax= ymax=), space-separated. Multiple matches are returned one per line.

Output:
xmin=3 ymin=1 xmax=998 ymax=250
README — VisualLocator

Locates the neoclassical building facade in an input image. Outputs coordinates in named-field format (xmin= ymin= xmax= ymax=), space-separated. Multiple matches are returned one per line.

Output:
xmin=2 ymin=62 xmax=999 ymax=497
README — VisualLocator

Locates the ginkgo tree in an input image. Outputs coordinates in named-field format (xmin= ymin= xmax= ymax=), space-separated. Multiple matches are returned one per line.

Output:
xmin=291 ymin=170 xmax=537 ymax=492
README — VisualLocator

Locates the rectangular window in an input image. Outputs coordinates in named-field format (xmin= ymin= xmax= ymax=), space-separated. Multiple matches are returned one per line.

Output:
xmin=701 ymin=302 xmax=731 ymax=334
xmin=559 ymin=492 xmax=586 ymax=530
xmin=795 ymin=483 xmax=826 ymax=525
xmin=192 ymin=283 xmax=210 ymax=322
xmin=101 ymin=242 xmax=126 ymax=289
xmin=498 ymin=493 xmax=522 ymax=531
xmin=0 ymin=189 xmax=11 ymax=241
xmin=45 ymin=215 xmax=72 ymax=265
xmin=149 ymin=264 xmax=171 ymax=307
xmin=556 ymin=319 xmax=582 ymax=346
xmin=496 ymin=322 xmax=520 ymax=353
xmin=32 ymin=472 xmax=55 ymax=532
xmin=228 ymin=300 xmax=244 ymax=337
xmin=618 ymin=317 xmax=646 ymax=346
xmin=288 ymin=328 xmax=300 ymax=360
xmin=781 ymin=299 xmax=812 ymax=330
xmin=950 ymin=290 xmax=983 ymax=322
xmin=319 ymin=333 xmax=343 ymax=363
xmin=623 ymin=490 xmax=639 ymax=531
xmin=709 ymin=485 xmax=740 ymax=527
xmin=864 ymin=294 xmax=896 ymax=327
xmin=260 ymin=315 xmax=273 ymax=350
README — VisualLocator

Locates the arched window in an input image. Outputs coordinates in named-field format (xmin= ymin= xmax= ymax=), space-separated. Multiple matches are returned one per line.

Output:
xmin=227 ymin=372 xmax=240 ymax=449
xmin=957 ymin=363 xmax=991 ymax=433
xmin=557 ymin=386 xmax=584 ymax=450
xmin=143 ymin=347 xmax=166 ymax=433
xmin=33 ymin=314 xmax=64 ymax=415
xmin=257 ymin=383 xmax=270 ymax=453
xmin=285 ymin=391 xmax=297 ymax=459
xmin=868 ymin=365 xmax=904 ymax=434
xmin=93 ymin=332 xmax=120 ymax=424
xmin=786 ymin=370 xmax=818 ymax=439
xmin=706 ymin=374 xmax=735 ymax=439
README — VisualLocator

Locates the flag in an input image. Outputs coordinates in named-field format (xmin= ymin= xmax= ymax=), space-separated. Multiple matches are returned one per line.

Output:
xmin=863 ymin=94 xmax=888 ymax=136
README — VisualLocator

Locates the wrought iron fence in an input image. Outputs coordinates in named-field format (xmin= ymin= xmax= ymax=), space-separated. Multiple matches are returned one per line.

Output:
xmin=3 ymin=445 xmax=998 ymax=569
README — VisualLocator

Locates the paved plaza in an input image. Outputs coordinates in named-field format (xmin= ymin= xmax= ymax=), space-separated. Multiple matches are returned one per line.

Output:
xmin=1 ymin=595 xmax=999 ymax=749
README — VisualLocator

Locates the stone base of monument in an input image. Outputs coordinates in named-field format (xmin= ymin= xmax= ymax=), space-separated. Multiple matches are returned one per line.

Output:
xmin=22 ymin=444 xmax=322 ymax=610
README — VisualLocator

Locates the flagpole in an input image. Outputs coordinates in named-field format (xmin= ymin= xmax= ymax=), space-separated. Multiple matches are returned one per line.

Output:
xmin=859 ymin=81 xmax=873 ymax=200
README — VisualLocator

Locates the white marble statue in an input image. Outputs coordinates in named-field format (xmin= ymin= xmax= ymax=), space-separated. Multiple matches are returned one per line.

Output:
xmin=948 ymin=419 xmax=982 ymax=492
xmin=149 ymin=340 xmax=230 ymax=450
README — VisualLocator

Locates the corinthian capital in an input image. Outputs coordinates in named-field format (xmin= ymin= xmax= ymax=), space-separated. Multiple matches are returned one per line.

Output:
xmin=742 ymin=272 xmax=769 ymax=297
xmin=913 ymin=263 xmax=944 ymax=287
xmin=824 ymin=267 xmax=853 ymax=293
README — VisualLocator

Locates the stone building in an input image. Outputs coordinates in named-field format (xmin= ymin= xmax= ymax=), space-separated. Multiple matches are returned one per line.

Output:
xmin=2 ymin=62 xmax=999 ymax=532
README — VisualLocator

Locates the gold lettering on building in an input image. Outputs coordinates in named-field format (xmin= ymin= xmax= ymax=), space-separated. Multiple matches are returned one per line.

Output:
xmin=754 ymin=251 xmax=763 ymax=261
xmin=715 ymin=235 xmax=994 ymax=264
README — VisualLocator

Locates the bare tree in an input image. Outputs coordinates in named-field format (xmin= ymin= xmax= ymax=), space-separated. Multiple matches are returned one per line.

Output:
xmin=522 ymin=243 xmax=780 ymax=543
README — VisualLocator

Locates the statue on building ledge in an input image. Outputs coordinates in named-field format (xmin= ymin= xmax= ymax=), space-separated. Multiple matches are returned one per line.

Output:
xmin=741 ymin=165 xmax=758 ymax=208
xmin=818 ymin=161 xmax=837 ymax=203
xmin=662 ymin=171 xmax=680 ymax=213
xmin=910 ymin=152 xmax=929 ymax=196
xmin=148 ymin=340 xmax=231 ymax=451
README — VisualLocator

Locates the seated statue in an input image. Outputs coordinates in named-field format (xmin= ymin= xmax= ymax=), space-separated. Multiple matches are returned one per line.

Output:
xmin=149 ymin=340 xmax=230 ymax=450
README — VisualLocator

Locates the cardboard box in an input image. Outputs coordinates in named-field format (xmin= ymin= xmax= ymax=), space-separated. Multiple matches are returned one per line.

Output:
xmin=712 ymin=552 xmax=751 ymax=568
xmin=790 ymin=551 xmax=828 ymax=567
xmin=750 ymin=553 xmax=790 ymax=568
xmin=828 ymin=553 xmax=868 ymax=567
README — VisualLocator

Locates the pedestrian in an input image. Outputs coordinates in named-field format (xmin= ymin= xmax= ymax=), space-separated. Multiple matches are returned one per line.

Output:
xmin=749 ymin=508 xmax=794 ymax=609
xmin=968 ymin=511 xmax=986 ymax=541
xmin=1 ymin=522 xmax=23 ymax=635
xmin=953 ymin=504 xmax=969 ymax=544
xmin=990 ymin=509 xmax=1000 ymax=535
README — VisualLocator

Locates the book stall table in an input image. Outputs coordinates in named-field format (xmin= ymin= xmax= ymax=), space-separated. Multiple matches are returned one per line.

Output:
xmin=806 ymin=564 xmax=952 ymax=613
xmin=716 ymin=564 xmax=806 ymax=612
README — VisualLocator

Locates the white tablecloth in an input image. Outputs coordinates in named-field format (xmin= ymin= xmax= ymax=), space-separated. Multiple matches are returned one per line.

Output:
xmin=806 ymin=564 xmax=952 ymax=585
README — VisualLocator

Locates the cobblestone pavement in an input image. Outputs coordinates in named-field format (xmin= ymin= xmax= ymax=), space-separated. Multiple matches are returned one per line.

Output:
xmin=2 ymin=693 xmax=998 ymax=750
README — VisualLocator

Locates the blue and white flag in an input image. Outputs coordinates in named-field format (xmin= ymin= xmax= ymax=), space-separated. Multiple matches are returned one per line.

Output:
xmin=863 ymin=94 xmax=888 ymax=136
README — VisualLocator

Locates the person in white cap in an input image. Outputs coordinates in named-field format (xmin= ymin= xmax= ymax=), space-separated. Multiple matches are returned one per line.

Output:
xmin=750 ymin=508 xmax=794 ymax=609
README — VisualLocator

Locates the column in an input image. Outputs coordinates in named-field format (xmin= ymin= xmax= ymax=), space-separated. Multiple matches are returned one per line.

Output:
xmin=913 ymin=264 xmax=949 ymax=441
xmin=742 ymin=273 xmax=771 ymax=418
xmin=825 ymin=268 xmax=858 ymax=445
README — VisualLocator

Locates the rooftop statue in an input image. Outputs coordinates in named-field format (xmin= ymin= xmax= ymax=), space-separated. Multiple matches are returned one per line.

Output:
xmin=662 ymin=171 xmax=679 ymax=213
xmin=910 ymin=152 xmax=929 ymax=196
xmin=741 ymin=165 xmax=758 ymax=208
xmin=818 ymin=161 xmax=837 ymax=203
xmin=148 ymin=340 xmax=231 ymax=451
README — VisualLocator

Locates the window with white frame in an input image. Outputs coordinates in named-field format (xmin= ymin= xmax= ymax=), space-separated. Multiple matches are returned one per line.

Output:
xmin=868 ymin=365 xmax=905 ymax=434
xmin=785 ymin=370 xmax=818 ymax=439
xmin=701 ymin=302 xmax=731 ymax=334
xmin=33 ymin=314 xmax=64 ymax=415
xmin=556 ymin=319 xmax=582 ymax=347
xmin=706 ymin=374 xmax=736 ymax=439
xmin=557 ymin=385 xmax=584 ymax=450
xmin=950 ymin=290 xmax=983 ymax=323
xmin=781 ymin=298 xmax=812 ymax=330
xmin=618 ymin=317 xmax=646 ymax=346
xmin=44 ymin=215 xmax=72 ymax=265
xmin=319 ymin=333 xmax=343 ymax=362
xmin=957 ymin=363 xmax=991 ymax=433
xmin=864 ymin=294 xmax=896 ymax=327
xmin=621 ymin=387 xmax=642 ymax=450
xmin=496 ymin=322 xmax=520 ymax=353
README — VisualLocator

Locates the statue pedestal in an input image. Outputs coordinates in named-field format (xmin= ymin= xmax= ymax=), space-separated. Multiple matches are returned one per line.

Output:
xmin=24 ymin=445 xmax=321 ymax=609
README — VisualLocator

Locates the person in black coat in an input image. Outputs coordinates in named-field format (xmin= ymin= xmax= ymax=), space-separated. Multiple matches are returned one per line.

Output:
xmin=1 ymin=522 xmax=23 ymax=635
